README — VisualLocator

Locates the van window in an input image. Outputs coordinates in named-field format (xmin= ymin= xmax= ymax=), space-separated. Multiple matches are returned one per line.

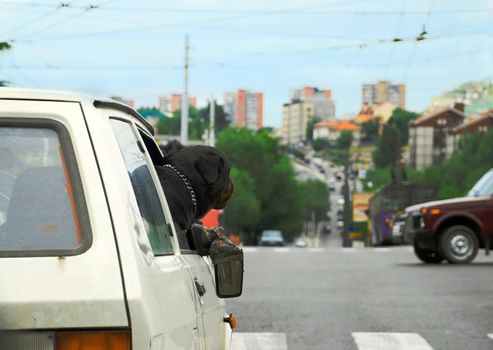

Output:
xmin=110 ymin=119 xmax=174 ymax=255
xmin=0 ymin=123 xmax=89 ymax=255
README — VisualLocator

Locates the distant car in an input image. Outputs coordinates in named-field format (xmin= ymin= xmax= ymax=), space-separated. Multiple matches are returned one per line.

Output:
xmin=323 ymin=224 xmax=332 ymax=234
xmin=337 ymin=197 xmax=345 ymax=206
xmin=391 ymin=214 xmax=407 ymax=245
xmin=259 ymin=229 xmax=285 ymax=246
xmin=294 ymin=237 xmax=307 ymax=248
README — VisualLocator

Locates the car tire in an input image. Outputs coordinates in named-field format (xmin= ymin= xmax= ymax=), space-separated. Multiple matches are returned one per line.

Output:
xmin=413 ymin=241 xmax=444 ymax=264
xmin=439 ymin=225 xmax=478 ymax=264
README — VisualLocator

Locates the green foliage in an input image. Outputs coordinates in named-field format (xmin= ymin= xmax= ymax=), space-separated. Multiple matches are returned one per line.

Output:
xmin=0 ymin=42 xmax=11 ymax=87
xmin=408 ymin=129 xmax=493 ymax=199
xmin=223 ymin=167 xmax=260 ymax=235
xmin=306 ymin=116 xmax=322 ymax=142
xmin=387 ymin=108 xmax=418 ymax=146
xmin=199 ymin=103 xmax=231 ymax=134
xmin=337 ymin=130 xmax=353 ymax=149
xmin=0 ymin=42 xmax=11 ymax=51
xmin=312 ymin=138 xmax=331 ymax=152
xmin=156 ymin=110 xmax=180 ymax=135
xmin=360 ymin=119 xmax=380 ymax=145
xmin=366 ymin=129 xmax=493 ymax=200
xmin=137 ymin=107 xmax=165 ymax=119
xmin=300 ymin=179 xmax=330 ymax=222
xmin=216 ymin=128 xmax=304 ymax=243
xmin=372 ymin=124 xmax=400 ymax=168
xmin=155 ymin=104 xmax=230 ymax=139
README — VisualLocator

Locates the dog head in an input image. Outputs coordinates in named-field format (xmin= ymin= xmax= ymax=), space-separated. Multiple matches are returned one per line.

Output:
xmin=164 ymin=145 xmax=234 ymax=218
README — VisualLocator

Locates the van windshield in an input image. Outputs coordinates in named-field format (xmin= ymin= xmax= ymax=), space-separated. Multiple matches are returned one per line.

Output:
xmin=467 ymin=170 xmax=493 ymax=197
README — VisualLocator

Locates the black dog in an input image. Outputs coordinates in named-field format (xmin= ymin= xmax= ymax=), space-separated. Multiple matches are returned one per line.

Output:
xmin=155 ymin=145 xmax=234 ymax=231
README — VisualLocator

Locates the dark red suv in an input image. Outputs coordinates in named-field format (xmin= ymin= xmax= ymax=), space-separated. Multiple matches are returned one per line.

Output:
xmin=405 ymin=169 xmax=493 ymax=264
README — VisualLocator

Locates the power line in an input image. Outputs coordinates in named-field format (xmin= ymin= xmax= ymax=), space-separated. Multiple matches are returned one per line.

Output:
xmin=384 ymin=0 xmax=407 ymax=79
xmin=15 ymin=0 xmax=118 ymax=41
xmin=1 ymin=2 xmax=491 ymax=15
xmin=402 ymin=0 xmax=435 ymax=81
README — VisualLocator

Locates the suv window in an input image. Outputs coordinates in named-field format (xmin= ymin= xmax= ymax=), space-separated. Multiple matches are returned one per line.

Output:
xmin=110 ymin=119 xmax=174 ymax=255
xmin=0 ymin=123 xmax=89 ymax=255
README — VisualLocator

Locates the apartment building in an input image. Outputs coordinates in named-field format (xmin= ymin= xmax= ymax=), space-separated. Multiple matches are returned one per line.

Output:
xmin=158 ymin=94 xmax=197 ymax=115
xmin=362 ymin=81 xmax=406 ymax=109
xmin=409 ymin=103 xmax=466 ymax=170
xmin=224 ymin=89 xmax=263 ymax=130
xmin=281 ymin=86 xmax=335 ymax=145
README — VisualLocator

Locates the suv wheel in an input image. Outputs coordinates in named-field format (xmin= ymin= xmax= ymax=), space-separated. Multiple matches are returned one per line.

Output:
xmin=413 ymin=242 xmax=444 ymax=263
xmin=439 ymin=225 xmax=478 ymax=264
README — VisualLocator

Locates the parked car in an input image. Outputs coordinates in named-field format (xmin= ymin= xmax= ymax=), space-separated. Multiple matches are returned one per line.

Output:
xmin=294 ymin=237 xmax=308 ymax=248
xmin=0 ymin=88 xmax=242 ymax=349
xmin=405 ymin=169 xmax=493 ymax=264
xmin=259 ymin=229 xmax=285 ymax=246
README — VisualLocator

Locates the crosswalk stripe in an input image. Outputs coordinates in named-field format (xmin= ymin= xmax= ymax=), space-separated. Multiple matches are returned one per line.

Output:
xmin=488 ymin=334 xmax=493 ymax=340
xmin=352 ymin=332 xmax=433 ymax=350
xmin=373 ymin=248 xmax=391 ymax=253
xmin=273 ymin=248 xmax=290 ymax=253
xmin=341 ymin=248 xmax=357 ymax=252
xmin=231 ymin=332 xmax=287 ymax=350
xmin=307 ymin=248 xmax=325 ymax=252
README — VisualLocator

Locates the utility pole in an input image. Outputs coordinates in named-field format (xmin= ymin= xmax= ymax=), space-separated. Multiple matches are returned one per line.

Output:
xmin=180 ymin=34 xmax=190 ymax=145
xmin=209 ymin=98 xmax=215 ymax=147
xmin=342 ymin=149 xmax=351 ymax=247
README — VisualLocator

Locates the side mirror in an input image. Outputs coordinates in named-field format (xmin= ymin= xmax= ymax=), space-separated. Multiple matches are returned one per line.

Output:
xmin=210 ymin=237 xmax=244 ymax=298
xmin=214 ymin=249 xmax=243 ymax=298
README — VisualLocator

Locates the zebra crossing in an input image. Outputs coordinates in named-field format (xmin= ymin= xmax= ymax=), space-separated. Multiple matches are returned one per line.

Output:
xmin=231 ymin=332 xmax=493 ymax=350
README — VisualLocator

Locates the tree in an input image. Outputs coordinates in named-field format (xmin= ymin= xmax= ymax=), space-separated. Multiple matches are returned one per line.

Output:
xmin=137 ymin=107 xmax=165 ymax=119
xmin=387 ymin=108 xmax=419 ymax=146
xmin=199 ymin=103 xmax=231 ymax=134
xmin=306 ymin=116 xmax=322 ymax=143
xmin=155 ymin=106 xmax=204 ymax=138
xmin=336 ymin=130 xmax=353 ymax=149
xmin=0 ymin=41 xmax=12 ymax=87
xmin=300 ymin=179 xmax=330 ymax=223
xmin=216 ymin=128 xmax=304 ymax=243
xmin=360 ymin=119 xmax=380 ymax=145
xmin=372 ymin=124 xmax=400 ymax=168
xmin=223 ymin=167 xmax=260 ymax=237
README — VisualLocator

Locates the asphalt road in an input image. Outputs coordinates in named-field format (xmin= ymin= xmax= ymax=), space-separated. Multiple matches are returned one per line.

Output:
xmin=228 ymin=242 xmax=493 ymax=350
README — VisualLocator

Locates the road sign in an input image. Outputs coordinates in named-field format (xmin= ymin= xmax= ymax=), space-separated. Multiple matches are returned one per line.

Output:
xmin=353 ymin=192 xmax=373 ymax=222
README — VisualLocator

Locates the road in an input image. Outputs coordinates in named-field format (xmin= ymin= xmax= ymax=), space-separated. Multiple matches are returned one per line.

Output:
xmin=228 ymin=243 xmax=493 ymax=350
xmin=229 ymin=158 xmax=493 ymax=350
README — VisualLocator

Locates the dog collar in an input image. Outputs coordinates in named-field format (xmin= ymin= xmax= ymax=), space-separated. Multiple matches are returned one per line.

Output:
xmin=163 ymin=164 xmax=198 ymax=216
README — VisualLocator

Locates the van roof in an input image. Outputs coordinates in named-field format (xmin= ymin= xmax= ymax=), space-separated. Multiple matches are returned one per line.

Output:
xmin=0 ymin=87 xmax=154 ymax=135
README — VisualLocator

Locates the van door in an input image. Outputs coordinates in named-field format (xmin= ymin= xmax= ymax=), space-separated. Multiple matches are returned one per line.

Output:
xmin=103 ymin=114 xmax=205 ymax=349
xmin=180 ymin=252 xmax=228 ymax=350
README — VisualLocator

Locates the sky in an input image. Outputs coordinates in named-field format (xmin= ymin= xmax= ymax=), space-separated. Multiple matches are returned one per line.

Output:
xmin=1 ymin=0 xmax=493 ymax=127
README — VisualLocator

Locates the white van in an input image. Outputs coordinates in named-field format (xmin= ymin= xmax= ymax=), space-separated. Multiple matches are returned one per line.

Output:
xmin=0 ymin=88 xmax=242 ymax=350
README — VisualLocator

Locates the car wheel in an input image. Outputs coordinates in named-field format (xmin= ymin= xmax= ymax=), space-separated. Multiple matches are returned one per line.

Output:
xmin=413 ymin=241 xmax=444 ymax=263
xmin=439 ymin=225 xmax=478 ymax=264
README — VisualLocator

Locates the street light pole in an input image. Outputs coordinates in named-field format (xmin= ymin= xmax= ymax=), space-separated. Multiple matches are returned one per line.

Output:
xmin=180 ymin=34 xmax=189 ymax=145
xmin=342 ymin=149 xmax=351 ymax=247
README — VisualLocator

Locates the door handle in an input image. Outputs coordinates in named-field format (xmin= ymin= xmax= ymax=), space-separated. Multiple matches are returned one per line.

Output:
xmin=194 ymin=277 xmax=206 ymax=297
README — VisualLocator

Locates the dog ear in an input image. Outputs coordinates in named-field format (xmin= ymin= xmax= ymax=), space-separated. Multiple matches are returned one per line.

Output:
xmin=195 ymin=153 xmax=223 ymax=184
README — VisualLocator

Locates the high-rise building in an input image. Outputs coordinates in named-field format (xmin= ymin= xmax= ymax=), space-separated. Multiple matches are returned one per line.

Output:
xmin=158 ymin=94 xmax=197 ymax=116
xmin=223 ymin=89 xmax=263 ymax=130
xmin=281 ymin=86 xmax=335 ymax=145
xmin=362 ymin=81 xmax=406 ymax=109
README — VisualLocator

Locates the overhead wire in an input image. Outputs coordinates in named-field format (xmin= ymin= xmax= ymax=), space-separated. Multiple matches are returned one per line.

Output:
xmin=384 ymin=0 xmax=407 ymax=79
xmin=402 ymin=0 xmax=435 ymax=81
